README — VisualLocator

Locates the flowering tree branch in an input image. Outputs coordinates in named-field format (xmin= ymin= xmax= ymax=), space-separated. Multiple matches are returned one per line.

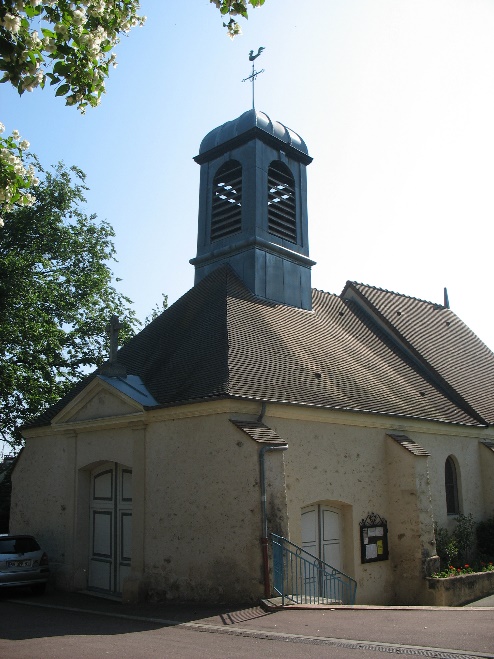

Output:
xmin=0 ymin=1 xmax=145 ymax=224
xmin=210 ymin=0 xmax=266 ymax=39
xmin=0 ymin=123 xmax=39 ymax=227
xmin=0 ymin=1 xmax=145 ymax=110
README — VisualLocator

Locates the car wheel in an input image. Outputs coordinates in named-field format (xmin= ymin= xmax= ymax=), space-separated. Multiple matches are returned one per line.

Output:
xmin=30 ymin=583 xmax=46 ymax=596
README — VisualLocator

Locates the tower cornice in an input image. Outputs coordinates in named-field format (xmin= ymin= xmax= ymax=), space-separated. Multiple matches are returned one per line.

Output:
xmin=194 ymin=125 xmax=313 ymax=166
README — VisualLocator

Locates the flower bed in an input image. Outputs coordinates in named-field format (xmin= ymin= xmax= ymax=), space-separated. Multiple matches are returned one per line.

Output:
xmin=432 ymin=563 xmax=494 ymax=578
xmin=425 ymin=566 xmax=494 ymax=606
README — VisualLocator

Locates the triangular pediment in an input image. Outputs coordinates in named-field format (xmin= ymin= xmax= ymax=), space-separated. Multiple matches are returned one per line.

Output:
xmin=52 ymin=377 xmax=145 ymax=425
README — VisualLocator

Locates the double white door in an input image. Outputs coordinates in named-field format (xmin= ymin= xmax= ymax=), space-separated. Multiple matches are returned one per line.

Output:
xmin=301 ymin=504 xmax=342 ymax=571
xmin=88 ymin=463 xmax=132 ymax=595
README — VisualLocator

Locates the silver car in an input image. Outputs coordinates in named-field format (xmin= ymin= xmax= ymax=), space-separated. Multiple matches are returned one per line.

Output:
xmin=0 ymin=534 xmax=49 ymax=594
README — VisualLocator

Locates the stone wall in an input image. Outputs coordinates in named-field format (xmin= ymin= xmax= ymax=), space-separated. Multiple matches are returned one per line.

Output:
xmin=424 ymin=572 xmax=494 ymax=606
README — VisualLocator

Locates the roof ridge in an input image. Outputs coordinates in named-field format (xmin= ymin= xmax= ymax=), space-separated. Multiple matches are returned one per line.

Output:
xmin=311 ymin=286 xmax=340 ymax=297
xmin=347 ymin=281 xmax=445 ymax=308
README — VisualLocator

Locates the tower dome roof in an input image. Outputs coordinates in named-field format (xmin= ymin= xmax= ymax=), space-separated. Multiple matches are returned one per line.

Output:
xmin=198 ymin=109 xmax=309 ymax=157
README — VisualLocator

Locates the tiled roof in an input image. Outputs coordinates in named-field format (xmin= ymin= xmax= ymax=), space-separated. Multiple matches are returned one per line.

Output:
xmin=344 ymin=282 xmax=494 ymax=425
xmin=27 ymin=266 xmax=492 ymax=430
xmin=387 ymin=433 xmax=430 ymax=456
xmin=230 ymin=421 xmax=287 ymax=445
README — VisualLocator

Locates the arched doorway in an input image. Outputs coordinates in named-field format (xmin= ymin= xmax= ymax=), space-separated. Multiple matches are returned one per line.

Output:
xmin=88 ymin=462 xmax=132 ymax=595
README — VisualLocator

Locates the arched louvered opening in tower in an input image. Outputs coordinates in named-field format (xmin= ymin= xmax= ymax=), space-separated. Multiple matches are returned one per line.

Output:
xmin=268 ymin=161 xmax=296 ymax=243
xmin=211 ymin=160 xmax=242 ymax=241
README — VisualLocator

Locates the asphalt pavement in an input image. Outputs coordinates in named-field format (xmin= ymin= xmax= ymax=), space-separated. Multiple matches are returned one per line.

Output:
xmin=3 ymin=587 xmax=494 ymax=658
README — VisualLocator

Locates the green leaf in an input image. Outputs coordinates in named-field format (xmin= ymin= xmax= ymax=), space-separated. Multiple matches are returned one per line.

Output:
xmin=46 ymin=73 xmax=60 ymax=86
xmin=25 ymin=4 xmax=42 ymax=19
xmin=53 ymin=61 xmax=71 ymax=76
xmin=55 ymin=83 xmax=70 ymax=97
xmin=56 ymin=44 xmax=72 ymax=56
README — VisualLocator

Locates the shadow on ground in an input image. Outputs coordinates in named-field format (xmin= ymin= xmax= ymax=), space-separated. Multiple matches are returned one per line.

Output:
xmin=0 ymin=586 xmax=272 ymax=641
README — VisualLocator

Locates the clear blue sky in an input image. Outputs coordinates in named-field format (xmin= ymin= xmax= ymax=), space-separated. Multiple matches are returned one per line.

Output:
xmin=3 ymin=0 xmax=494 ymax=351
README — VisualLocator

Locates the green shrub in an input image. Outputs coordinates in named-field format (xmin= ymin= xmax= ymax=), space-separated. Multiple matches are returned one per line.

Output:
xmin=477 ymin=516 xmax=494 ymax=561
xmin=455 ymin=513 xmax=476 ymax=564
xmin=434 ymin=513 xmax=476 ymax=569
xmin=434 ymin=524 xmax=459 ymax=569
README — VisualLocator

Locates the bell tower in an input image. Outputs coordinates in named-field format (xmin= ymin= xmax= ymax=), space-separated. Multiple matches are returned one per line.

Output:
xmin=190 ymin=109 xmax=315 ymax=310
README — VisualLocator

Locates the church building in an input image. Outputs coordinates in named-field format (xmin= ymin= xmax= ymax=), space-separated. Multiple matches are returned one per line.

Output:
xmin=11 ymin=109 xmax=494 ymax=606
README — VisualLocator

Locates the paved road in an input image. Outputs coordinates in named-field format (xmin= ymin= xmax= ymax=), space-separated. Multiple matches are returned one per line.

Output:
xmin=0 ymin=589 xmax=493 ymax=658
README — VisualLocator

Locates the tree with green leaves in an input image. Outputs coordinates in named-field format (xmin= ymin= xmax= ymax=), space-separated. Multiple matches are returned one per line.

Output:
xmin=0 ymin=160 xmax=138 ymax=448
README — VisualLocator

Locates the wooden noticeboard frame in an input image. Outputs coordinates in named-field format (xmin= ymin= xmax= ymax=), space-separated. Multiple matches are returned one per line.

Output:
xmin=360 ymin=512 xmax=389 ymax=563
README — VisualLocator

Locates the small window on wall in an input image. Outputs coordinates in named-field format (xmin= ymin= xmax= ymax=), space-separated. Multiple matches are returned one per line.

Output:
xmin=445 ymin=456 xmax=460 ymax=515
xmin=211 ymin=160 xmax=242 ymax=241
xmin=268 ymin=161 xmax=296 ymax=243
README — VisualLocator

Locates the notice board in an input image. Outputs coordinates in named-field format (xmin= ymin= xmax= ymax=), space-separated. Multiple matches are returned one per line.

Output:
xmin=360 ymin=512 xmax=389 ymax=563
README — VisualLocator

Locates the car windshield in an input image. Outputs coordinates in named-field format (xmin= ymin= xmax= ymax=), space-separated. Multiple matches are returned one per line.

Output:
xmin=0 ymin=537 xmax=40 ymax=554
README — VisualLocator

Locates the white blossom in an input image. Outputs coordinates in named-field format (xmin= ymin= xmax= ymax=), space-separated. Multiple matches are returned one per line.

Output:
xmin=29 ymin=30 xmax=43 ymax=48
xmin=43 ymin=38 xmax=57 ymax=53
xmin=72 ymin=9 xmax=86 ymax=26
xmin=3 ymin=13 xmax=22 ymax=34
xmin=54 ymin=23 xmax=69 ymax=39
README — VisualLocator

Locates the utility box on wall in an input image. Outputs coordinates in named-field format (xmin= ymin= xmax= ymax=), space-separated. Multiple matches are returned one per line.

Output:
xmin=360 ymin=513 xmax=389 ymax=563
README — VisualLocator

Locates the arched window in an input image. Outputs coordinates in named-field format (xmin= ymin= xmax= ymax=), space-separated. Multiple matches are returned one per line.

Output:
xmin=445 ymin=456 xmax=460 ymax=515
xmin=268 ymin=161 xmax=296 ymax=243
xmin=211 ymin=160 xmax=242 ymax=241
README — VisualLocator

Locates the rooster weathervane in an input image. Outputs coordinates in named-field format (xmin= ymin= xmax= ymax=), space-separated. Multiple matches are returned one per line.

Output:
xmin=242 ymin=47 xmax=265 ymax=109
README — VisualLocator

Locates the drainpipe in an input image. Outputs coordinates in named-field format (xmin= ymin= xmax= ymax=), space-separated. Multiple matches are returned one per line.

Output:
xmin=259 ymin=444 xmax=288 ymax=598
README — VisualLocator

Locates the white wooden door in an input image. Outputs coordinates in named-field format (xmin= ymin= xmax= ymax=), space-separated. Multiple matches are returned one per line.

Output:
xmin=321 ymin=506 xmax=341 ymax=571
xmin=88 ymin=463 xmax=132 ymax=595
xmin=301 ymin=504 xmax=342 ymax=571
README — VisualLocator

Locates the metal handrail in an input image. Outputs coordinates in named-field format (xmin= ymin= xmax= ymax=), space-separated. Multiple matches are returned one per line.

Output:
xmin=271 ymin=533 xmax=357 ymax=605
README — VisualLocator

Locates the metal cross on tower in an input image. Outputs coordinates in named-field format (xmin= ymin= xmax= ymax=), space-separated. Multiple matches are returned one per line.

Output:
xmin=242 ymin=47 xmax=265 ymax=109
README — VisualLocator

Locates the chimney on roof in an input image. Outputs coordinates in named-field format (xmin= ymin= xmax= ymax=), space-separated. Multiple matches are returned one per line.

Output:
xmin=444 ymin=287 xmax=450 ymax=309
xmin=101 ymin=314 xmax=127 ymax=377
